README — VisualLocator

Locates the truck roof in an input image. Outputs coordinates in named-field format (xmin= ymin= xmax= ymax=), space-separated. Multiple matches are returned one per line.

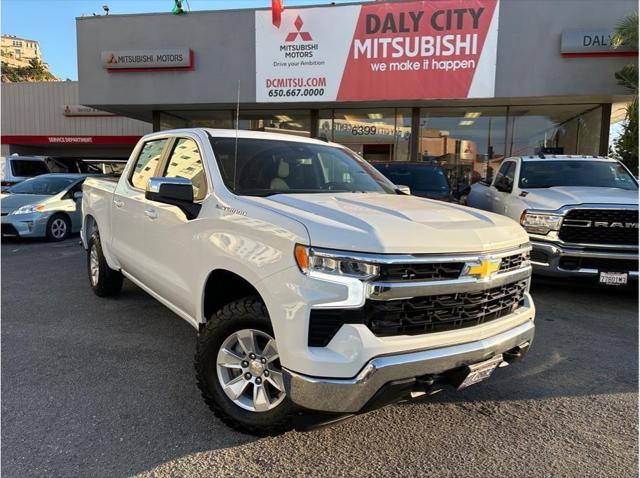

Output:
xmin=515 ymin=155 xmax=616 ymax=162
xmin=155 ymin=128 xmax=334 ymax=146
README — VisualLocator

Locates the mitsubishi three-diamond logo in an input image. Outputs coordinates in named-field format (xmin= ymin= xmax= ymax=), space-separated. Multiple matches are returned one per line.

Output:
xmin=285 ymin=16 xmax=313 ymax=42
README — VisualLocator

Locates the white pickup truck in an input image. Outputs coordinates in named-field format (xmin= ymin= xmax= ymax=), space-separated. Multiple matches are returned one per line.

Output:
xmin=467 ymin=155 xmax=638 ymax=286
xmin=82 ymin=129 xmax=535 ymax=435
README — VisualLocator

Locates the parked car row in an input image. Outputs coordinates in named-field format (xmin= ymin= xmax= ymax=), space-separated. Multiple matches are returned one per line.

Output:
xmin=3 ymin=129 xmax=637 ymax=437
xmin=2 ymin=151 xmax=638 ymax=286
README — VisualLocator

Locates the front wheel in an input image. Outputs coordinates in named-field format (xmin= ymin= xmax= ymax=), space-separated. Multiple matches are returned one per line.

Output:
xmin=195 ymin=298 xmax=296 ymax=436
xmin=46 ymin=214 xmax=70 ymax=242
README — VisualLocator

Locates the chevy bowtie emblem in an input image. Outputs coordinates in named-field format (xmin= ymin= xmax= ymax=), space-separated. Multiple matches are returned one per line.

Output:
xmin=466 ymin=258 xmax=501 ymax=279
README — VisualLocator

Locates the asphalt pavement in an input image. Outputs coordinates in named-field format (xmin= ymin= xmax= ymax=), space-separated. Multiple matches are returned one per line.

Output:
xmin=1 ymin=237 xmax=638 ymax=477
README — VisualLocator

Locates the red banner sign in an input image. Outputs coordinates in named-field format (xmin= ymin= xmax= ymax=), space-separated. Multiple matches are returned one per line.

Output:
xmin=256 ymin=0 xmax=500 ymax=102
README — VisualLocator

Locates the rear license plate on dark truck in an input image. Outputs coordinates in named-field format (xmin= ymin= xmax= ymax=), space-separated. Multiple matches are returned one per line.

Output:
xmin=457 ymin=355 xmax=503 ymax=389
xmin=599 ymin=271 xmax=628 ymax=286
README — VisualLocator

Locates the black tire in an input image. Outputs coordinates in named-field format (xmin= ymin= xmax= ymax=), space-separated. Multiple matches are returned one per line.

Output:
xmin=46 ymin=213 xmax=71 ymax=242
xmin=195 ymin=297 xmax=297 ymax=436
xmin=88 ymin=231 xmax=123 ymax=297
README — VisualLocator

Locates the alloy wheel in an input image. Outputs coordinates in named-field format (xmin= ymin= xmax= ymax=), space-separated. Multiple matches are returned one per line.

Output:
xmin=50 ymin=218 xmax=67 ymax=239
xmin=89 ymin=244 xmax=99 ymax=286
xmin=216 ymin=328 xmax=285 ymax=412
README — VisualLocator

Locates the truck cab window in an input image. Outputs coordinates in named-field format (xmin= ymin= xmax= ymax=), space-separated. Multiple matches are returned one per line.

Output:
xmin=130 ymin=139 xmax=168 ymax=190
xmin=163 ymin=138 xmax=207 ymax=201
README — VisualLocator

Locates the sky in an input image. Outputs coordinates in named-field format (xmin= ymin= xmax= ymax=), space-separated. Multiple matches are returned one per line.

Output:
xmin=1 ymin=0 xmax=357 ymax=80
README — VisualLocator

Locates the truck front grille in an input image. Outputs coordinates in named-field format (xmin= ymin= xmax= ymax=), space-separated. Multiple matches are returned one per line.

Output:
xmin=377 ymin=262 xmax=464 ymax=282
xmin=499 ymin=250 xmax=530 ymax=273
xmin=559 ymin=209 xmax=639 ymax=246
xmin=308 ymin=279 xmax=528 ymax=347
xmin=365 ymin=280 xmax=528 ymax=337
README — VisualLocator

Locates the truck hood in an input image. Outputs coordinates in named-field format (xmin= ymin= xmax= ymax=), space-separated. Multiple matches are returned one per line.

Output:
xmin=520 ymin=186 xmax=639 ymax=211
xmin=247 ymin=193 xmax=528 ymax=254
xmin=0 ymin=193 xmax=53 ymax=214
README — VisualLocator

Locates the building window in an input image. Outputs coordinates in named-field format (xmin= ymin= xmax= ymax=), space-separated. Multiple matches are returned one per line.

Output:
xmin=506 ymin=104 xmax=602 ymax=157
xmin=419 ymin=107 xmax=508 ymax=187
xmin=238 ymin=110 xmax=310 ymax=137
xmin=319 ymin=108 xmax=411 ymax=162
xmin=158 ymin=111 xmax=232 ymax=130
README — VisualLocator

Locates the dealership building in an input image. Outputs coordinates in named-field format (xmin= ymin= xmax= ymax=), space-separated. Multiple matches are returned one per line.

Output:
xmin=75 ymin=0 xmax=636 ymax=185
xmin=1 ymin=81 xmax=151 ymax=159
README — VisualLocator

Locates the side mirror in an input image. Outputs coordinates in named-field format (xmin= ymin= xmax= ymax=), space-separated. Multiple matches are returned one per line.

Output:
xmin=494 ymin=179 xmax=513 ymax=193
xmin=73 ymin=191 xmax=83 ymax=200
xmin=395 ymin=184 xmax=411 ymax=195
xmin=145 ymin=177 xmax=201 ymax=219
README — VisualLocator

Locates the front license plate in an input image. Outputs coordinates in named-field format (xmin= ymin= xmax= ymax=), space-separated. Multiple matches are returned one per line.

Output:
xmin=599 ymin=271 xmax=628 ymax=286
xmin=458 ymin=355 xmax=503 ymax=390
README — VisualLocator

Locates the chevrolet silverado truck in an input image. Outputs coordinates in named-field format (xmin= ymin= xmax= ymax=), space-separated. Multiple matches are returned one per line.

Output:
xmin=467 ymin=155 xmax=638 ymax=285
xmin=82 ymin=129 xmax=535 ymax=435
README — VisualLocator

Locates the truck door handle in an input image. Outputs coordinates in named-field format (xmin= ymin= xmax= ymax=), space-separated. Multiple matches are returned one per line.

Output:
xmin=144 ymin=208 xmax=158 ymax=220
xmin=113 ymin=199 xmax=124 ymax=208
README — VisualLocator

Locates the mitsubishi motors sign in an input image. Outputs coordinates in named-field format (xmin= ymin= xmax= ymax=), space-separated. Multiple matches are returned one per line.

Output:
xmin=101 ymin=48 xmax=193 ymax=71
xmin=255 ymin=0 xmax=500 ymax=102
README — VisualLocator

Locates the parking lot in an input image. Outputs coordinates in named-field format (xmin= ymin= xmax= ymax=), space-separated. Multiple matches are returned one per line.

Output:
xmin=1 ymin=237 xmax=638 ymax=477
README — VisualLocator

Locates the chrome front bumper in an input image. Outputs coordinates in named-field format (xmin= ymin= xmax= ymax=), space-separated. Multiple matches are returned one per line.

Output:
xmin=283 ymin=319 xmax=534 ymax=413
xmin=530 ymin=241 xmax=638 ymax=278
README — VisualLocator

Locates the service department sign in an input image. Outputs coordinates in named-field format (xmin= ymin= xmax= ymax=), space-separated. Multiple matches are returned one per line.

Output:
xmin=101 ymin=49 xmax=192 ymax=70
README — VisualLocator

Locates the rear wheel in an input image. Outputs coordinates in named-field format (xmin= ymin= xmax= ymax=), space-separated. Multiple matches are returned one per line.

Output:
xmin=88 ymin=231 xmax=123 ymax=297
xmin=46 ymin=214 xmax=70 ymax=242
xmin=195 ymin=297 xmax=296 ymax=436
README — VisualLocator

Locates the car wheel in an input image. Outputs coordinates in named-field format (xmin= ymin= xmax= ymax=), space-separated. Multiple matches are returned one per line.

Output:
xmin=88 ymin=231 xmax=123 ymax=297
xmin=195 ymin=297 xmax=296 ymax=436
xmin=46 ymin=214 xmax=71 ymax=242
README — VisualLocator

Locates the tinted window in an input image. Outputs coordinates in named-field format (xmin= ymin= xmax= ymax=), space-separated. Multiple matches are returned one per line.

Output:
xmin=163 ymin=138 xmax=207 ymax=201
xmin=8 ymin=176 xmax=76 ymax=195
xmin=493 ymin=161 xmax=515 ymax=187
xmin=519 ymin=161 xmax=638 ymax=190
xmin=209 ymin=138 xmax=395 ymax=196
xmin=130 ymin=139 xmax=167 ymax=190
xmin=11 ymin=159 xmax=49 ymax=177
xmin=374 ymin=164 xmax=451 ymax=193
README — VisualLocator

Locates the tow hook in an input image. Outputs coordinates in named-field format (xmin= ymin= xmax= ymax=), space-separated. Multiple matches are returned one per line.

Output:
xmin=503 ymin=341 xmax=531 ymax=364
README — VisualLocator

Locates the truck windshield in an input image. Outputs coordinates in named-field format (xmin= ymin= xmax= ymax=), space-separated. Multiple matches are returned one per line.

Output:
xmin=519 ymin=160 xmax=638 ymax=190
xmin=208 ymin=137 xmax=396 ymax=196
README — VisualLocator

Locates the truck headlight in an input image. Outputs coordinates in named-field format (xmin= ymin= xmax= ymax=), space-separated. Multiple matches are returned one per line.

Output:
xmin=520 ymin=211 xmax=563 ymax=235
xmin=10 ymin=204 xmax=45 ymax=215
xmin=294 ymin=244 xmax=380 ymax=280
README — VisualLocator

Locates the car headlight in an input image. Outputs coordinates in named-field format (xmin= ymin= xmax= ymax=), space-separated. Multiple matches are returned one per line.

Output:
xmin=520 ymin=211 xmax=563 ymax=235
xmin=294 ymin=244 xmax=380 ymax=280
xmin=10 ymin=204 xmax=45 ymax=215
